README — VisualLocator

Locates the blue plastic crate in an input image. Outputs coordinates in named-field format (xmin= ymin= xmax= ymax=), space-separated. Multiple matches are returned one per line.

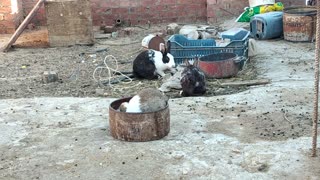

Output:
xmin=168 ymin=30 xmax=250 ymax=65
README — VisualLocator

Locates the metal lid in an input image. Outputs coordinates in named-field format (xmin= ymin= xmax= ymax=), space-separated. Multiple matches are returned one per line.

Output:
xmin=284 ymin=6 xmax=317 ymax=16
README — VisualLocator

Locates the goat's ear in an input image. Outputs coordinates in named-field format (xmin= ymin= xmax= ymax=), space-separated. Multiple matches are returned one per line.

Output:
xmin=159 ymin=43 xmax=165 ymax=53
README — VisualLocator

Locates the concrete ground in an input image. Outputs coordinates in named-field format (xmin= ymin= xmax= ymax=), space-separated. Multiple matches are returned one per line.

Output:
xmin=1 ymin=39 xmax=320 ymax=180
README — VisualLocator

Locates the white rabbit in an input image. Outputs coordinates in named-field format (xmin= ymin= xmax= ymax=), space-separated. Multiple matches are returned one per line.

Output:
xmin=133 ymin=43 xmax=176 ymax=79
xmin=119 ymin=88 xmax=169 ymax=113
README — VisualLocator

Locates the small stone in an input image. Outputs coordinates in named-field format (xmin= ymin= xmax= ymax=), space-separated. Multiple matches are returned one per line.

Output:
xmin=166 ymin=23 xmax=180 ymax=35
xmin=42 ymin=71 xmax=58 ymax=83
xmin=227 ymin=160 xmax=233 ymax=164
xmin=95 ymin=88 xmax=105 ymax=96
xmin=102 ymin=25 xmax=116 ymax=33
xmin=182 ymin=168 xmax=189 ymax=175
xmin=111 ymin=32 xmax=118 ymax=38
xmin=172 ymin=151 xmax=185 ymax=160
xmin=197 ymin=146 xmax=205 ymax=152
xmin=257 ymin=164 xmax=268 ymax=172
xmin=118 ymin=28 xmax=135 ymax=37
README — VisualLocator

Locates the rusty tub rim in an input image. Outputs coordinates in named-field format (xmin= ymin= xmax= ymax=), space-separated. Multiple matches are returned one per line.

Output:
xmin=284 ymin=6 xmax=317 ymax=16
xmin=199 ymin=52 xmax=238 ymax=63
xmin=109 ymin=96 xmax=169 ymax=115
xmin=108 ymin=96 xmax=170 ymax=142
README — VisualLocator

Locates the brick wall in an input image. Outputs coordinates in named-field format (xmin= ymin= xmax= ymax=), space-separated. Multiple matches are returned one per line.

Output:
xmin=0 ymin=0 xmax=23 ymax=33
xmin=91 ymin=0 xmax=207 ymax=26
xmin=207 ymin=0 xmax=249 ymax=24
xmin=0 ymin=0 xmax=310 ymax=34
xmin=22 ymin=0 xmax=46 ymax=25
xmin=20 ymin=0 xmax=207 ymax=27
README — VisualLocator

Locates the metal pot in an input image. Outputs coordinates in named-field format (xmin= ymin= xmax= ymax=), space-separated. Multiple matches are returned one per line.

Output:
xmin=198 ymin=53 xmax=244 ymax=78
xmin=109 ymin=97 xmax=170 ymax=142
xmin=283 ymin=6 xmax=317 ymax=42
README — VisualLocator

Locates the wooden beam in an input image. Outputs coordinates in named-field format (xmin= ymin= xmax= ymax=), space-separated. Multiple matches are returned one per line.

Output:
xmin=220 ymin=79 xmax=270 ymax=87
xmin=1 ymin=0 xmax=46 ymax=52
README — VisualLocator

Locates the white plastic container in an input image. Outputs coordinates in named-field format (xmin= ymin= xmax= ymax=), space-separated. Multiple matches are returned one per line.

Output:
xmin=249 ymin=0 xmax=275 ymax=7
xmin=141 ymin=34 xmax=155 ymax=48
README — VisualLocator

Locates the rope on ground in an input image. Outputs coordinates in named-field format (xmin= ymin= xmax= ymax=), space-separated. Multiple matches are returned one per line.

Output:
xmin=92 ymin=55 xmax=141 ymax=89
xmin=311 ymin=0 xmax=320 ymax=157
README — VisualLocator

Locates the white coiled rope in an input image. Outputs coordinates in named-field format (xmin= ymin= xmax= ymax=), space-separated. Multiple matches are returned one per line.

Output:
xmin=93 ymin=55 xmax=141 ymax=89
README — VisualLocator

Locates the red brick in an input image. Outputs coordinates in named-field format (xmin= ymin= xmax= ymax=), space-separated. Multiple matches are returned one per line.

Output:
xmin=113 ymin=7 xmax=129 ymax=15
xmin=120 ymin=0 xmax=130 ymax=7
xmin=207 ymin=0 xmax=217 ymax=5
xmin=207 ymin=9 xmax=215 ymax=17
xmin=0 ymin=0 xmax=12 ymax=7
xmin=0 ymin=6 xmax=12 ymax=13
xmin=1 ymin=19 xmax=15 ymax=27
xmin=109 ymin=0 xmax=121 ymax=7
xmin=142 ymin=0 xmax=157 ymax=6
xmin=159 ymin=0 xmax=176 ymax=4
xmin=130 ymin=1 xmax=141 ymax=7
xmin=3 ymin=13 xmax=15 ymax=21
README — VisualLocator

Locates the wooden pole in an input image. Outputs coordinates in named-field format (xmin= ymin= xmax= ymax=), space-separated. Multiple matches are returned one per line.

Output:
xmin=219 ymin=79 xmax=270 ymax=87
xmin=1 ymin=0 xmax=45 ymax=52
xmin=312 ymin=0 xmax=320 ymax=157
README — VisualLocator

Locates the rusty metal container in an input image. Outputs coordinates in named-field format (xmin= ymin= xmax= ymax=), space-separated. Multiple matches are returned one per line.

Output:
xmin=283 ymin=6 xmax=317 ymax=42
xmin=198 ymin=53 xmax=244 ymax=79
xmin=109 ymin=97 xmax=170 ymax=142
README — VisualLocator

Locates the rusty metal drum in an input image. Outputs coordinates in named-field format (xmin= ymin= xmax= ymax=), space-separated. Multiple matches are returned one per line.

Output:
xmin=198 ymin=53 xmax=244 ymax=79
xmin=283 ymin=6 xmax=317 ymax=42
xmin=109 ymin=97 xmax=170 ymax=142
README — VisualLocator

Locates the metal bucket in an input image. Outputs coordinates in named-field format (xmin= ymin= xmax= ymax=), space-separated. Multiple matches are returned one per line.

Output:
xmin=109 ymin=97 xmax=170 ymax=142
xmin=198 ymin=53 xmax=243 ymax=79
xmin=283 ymin=6 xmax=317 ymax=42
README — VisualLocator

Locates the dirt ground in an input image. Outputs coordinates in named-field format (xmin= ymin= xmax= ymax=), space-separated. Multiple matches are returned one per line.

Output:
xmin=0 ymin=23 xmax=255 ymax=100
xmin=1 ymin=20 xmax=320 ymax=179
